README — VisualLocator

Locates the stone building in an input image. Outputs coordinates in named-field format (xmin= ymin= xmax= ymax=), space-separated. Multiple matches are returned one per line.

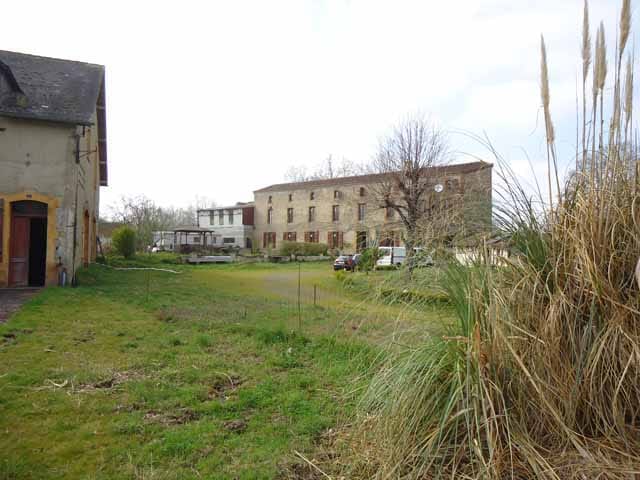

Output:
xmin=253 ymin=161 xmax=492 ymax=252
xmin=0 ymin=50 xmax=107 ymax=287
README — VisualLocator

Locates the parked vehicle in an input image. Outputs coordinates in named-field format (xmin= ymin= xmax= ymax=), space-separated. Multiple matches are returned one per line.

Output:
xmin=376 ymin=247 xmax=406 ymax=267
xmin=376 ymin=247 xmax=434 ymax=268
xmin=333 ymin=255 xmax=353 ymax=271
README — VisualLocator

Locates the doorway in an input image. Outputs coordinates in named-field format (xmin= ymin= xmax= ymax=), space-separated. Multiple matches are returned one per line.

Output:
xmin=356 ymin=231 xmax=367 ymax=252
xmin=9 ymin=201 xmax=48 ymax=287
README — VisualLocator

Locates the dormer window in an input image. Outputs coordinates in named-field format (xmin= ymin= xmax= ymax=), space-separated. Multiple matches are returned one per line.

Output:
xmin=288 ymin=193 xmax=293 ymax=202
xmin=310 ymin=191 xmax=315 ymax=200
xmin=359 ymin=187 xmax=366 ymax=197
xmin=334 ymin=190 xmax=341 ymax=200
xmin=268 ymin=195 xmax=272 ymax=204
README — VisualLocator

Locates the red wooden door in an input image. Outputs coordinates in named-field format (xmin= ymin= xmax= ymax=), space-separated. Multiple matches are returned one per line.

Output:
xmin=9 ymin=216 xmax=30 ymax=287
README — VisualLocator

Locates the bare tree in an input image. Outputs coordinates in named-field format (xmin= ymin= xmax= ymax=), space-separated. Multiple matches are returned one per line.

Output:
xmin=107 ymin=195 xmax=209 ymax=249
xmin=370 ymin=114 xmax=450 ymax=265
xmin=284 ymin=155 xmax=360 ymax=182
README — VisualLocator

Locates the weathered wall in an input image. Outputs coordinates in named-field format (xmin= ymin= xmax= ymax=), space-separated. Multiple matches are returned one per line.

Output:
xmin=255 ymin=182 xmax=396 ymax=252
xmin=253 ymin=165 xmax=493 ymax=253
xmin=197 ymin=207 xmax=255 ymax=248
xmin=0 ymin=115 xmax=101 ymax=286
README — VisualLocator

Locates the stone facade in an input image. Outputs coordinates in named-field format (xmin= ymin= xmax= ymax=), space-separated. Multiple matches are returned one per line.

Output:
xmin=0 ymin=51 xmax=106 ymax=287
xmin=0 ymin=115 xmax=103 ymax=287
xmin=253 ymin=161 xmax=492 ymax=253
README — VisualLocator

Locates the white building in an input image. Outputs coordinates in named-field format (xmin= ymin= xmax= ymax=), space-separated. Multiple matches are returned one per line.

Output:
xmin=197 ymin=203 xmax=255 ymax=250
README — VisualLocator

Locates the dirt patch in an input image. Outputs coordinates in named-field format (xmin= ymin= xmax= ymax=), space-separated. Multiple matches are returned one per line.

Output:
xmin=0 ymin=289 xmax=40 ymax=323
xmin=36 ymin=370 xmax=144 ymax=394
xmin=277 ymin=428 xmax=342 ymax=479
xmin=72 ymin=330 xmax=96 ymax=345
xmin=223 ymin=419 xmax=247 ymax=433
xmin=155 ymin=306 xmax=202 ymax=323
xmin=143 ymin=408 xmax=199 ymax=426
xmin=208 ymin=374 xmax=243 ymax=401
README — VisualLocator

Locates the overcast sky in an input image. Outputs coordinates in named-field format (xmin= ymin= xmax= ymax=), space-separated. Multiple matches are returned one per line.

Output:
xmin=2 ymin=0 xmax=633 ymax=212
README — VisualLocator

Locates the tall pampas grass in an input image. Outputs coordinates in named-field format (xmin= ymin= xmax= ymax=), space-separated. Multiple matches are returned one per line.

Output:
xmin=582 ymin=0 xmax=591 ymax=171
xmin=343 ymin=1 xmax=640 ymax=478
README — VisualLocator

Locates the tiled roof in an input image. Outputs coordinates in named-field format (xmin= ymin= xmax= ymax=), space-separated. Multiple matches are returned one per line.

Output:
xmin=0 ymin=50 xmax=104 ymax=125
xmin=254 ymin=161 xmax=491 ymax=193
xmin=0 ymin=50 xmax=108 ymax=185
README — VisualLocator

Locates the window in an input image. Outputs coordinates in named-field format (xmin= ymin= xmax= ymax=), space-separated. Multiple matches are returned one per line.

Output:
xmin=287 ymin=208 xmax=294 ymax=223
xmin=358 ymin=203 xmax=366 ymax=221
xmin=445 ymin=178 xmax=461 ymax=192
xmin=268 ymin=195 xmax=272 ymax=203
xmin=356 ymin=231 xmax=367 ymax=252
xmin=223 ymin=237 xmax=235 ymax=244
xmin=334 ymin=190 xmax=341 ymax=199
xmin=385 ymin=207 xmax=395 ymax=219
xmin=310 ymin=191 xmax=315 ymax=200
xmin=308 ymin=206 xmax=316 ymax=222
xmin=288 ymin=193 xmax=293 ymax=202
xmin=380 ymin=231 xmax=400 ymax=247
xmin=332 ymin=205 xmax=340 ymax=222
xmin=209 ymin=211 xmax=215 ymax=225
xmin=305 ymin=231 xmax=319 ymax=243
xmin=228 ymin=210 xmax=234 ymax=225
xmin=193 ymin=236 xmax=200 ymax=244
xmin=263 ymin=232 xmax=276 ymax=248
xmin=267 ymin=207 xmax=273 ymax=224
xmin=218 ymin=210 xmax=224 ymax=225
xmin=283 ymin=231 xmax=297 ymax=242
xmin=328 ymin=231 xmax=343 ymax=249
xmin=359 ymin=187 xmax=366 ymax=197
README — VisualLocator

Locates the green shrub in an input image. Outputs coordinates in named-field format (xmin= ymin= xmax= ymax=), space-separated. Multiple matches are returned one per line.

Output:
xmin=280 ymin=241 xmax=328 ymax=257
xmin=111 ymin=226 xmax=136 ymax=259
xmin=357 ymin=247 xmax=380 ymax=272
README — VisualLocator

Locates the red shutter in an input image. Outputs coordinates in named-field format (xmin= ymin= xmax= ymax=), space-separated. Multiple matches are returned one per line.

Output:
xmin=292 ymin=232 xmax=297 ymax=242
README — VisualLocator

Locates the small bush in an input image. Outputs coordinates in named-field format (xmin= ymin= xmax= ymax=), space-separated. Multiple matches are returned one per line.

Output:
xmin=357 ymin=247 xmax=380 ymax=272
xmin=280 ymin=241 xmax=328 ymax=257
xmin=112 ymin=226 xmax=136 ymax=259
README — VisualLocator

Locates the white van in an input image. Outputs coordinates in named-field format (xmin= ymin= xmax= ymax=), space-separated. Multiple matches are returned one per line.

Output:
xmin=376 ymin=247 xmax=406 ymax=267
xmin=376 ymin=246 xmax=434 ymax=268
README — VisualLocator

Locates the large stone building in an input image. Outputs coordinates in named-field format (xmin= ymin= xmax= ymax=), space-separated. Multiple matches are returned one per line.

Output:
xmin=0 ymin=51 xmax=107 ymax=287
xmin=253 ymin=161 xmax=492 ymax=252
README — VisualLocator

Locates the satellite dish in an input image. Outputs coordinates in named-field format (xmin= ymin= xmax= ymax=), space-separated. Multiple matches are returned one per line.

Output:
xmin=434 ymin=184 xmax=444 ymax=193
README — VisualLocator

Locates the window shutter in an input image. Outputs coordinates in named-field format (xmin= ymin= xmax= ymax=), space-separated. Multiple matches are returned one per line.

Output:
xmin=339 ymin=232 xmax=344 ymax=248
xmin=263 ymin=232 xmax=267 ymax=248
xmin=283 ymin=232 xmax=287 ymax=241
xmin=315 ymin=231 xmax=319 ymax=244
xmin=292 ymin=232 xmax=297 ymax=242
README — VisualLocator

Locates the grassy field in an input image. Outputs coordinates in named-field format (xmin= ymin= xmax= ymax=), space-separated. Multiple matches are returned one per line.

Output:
xmin=0 ymin=259 xmax=450 ymax=479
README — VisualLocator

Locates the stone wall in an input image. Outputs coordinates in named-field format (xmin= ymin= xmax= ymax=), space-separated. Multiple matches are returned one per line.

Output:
xmin=253 ymin=163 xmax=492 ymax=253
xmin=0 ymin=115 xmax=101 ymax=286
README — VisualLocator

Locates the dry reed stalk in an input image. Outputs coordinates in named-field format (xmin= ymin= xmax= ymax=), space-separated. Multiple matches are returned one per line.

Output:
xmin=582 ymin=0 xmax=591 ymax=171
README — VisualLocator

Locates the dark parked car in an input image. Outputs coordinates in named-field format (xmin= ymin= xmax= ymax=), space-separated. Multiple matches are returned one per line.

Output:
xmin=333 ymin=255 xmax=353 ymax=271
